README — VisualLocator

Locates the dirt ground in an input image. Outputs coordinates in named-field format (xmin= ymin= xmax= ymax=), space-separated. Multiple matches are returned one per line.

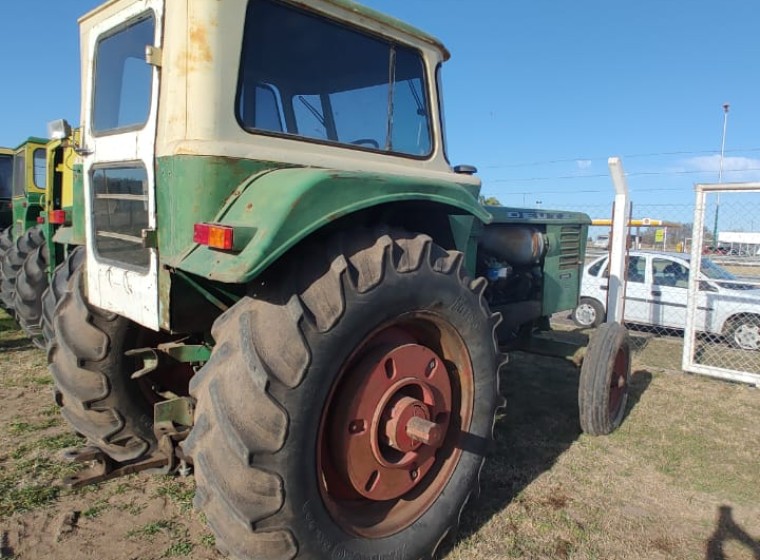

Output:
xmin=1 ymin=310 xmax=759 ymax=560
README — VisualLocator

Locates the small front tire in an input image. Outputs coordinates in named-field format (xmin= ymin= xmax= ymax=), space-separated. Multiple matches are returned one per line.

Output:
xmin=578 ymin=322 xmax=631 ymax=435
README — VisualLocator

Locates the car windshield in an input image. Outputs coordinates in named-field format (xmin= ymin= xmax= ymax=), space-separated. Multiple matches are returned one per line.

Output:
xmin=700 ymin=258 xmax=736 ymax=280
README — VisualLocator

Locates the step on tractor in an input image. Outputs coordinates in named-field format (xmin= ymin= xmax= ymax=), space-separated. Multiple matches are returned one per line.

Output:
xmin=0 ymin=130 xmax=84 ymax=348
xmin=50 ymin=1 xmax=632 ymax=559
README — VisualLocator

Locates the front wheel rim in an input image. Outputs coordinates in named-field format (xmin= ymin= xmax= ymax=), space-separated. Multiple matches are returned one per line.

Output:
xmin=577 ymin=303 xmax=596 ymax=326
xmin=317 ymin=314 xmax=474 ymax=538
xmin=734 ymin=323 xmax=760 ymax=350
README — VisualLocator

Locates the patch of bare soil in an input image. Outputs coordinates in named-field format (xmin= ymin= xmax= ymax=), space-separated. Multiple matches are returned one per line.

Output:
xmin=1 ymin=311 xmax=759 ymax=559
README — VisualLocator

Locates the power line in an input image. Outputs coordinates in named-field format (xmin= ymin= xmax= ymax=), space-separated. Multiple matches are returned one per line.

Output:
xmin=489 ymin=167 xmax=760 ymax=183
xmin=479 ymin=147 xmax=760 ymax=170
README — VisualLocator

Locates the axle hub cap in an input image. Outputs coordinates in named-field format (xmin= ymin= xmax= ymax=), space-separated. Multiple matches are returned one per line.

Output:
xmin=332 ymin=343 xmax=452 ymax=501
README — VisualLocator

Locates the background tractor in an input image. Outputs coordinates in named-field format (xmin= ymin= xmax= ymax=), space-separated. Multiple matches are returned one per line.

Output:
xmin=49 ymin=1 xmax=631 ymax=559
xmin=0 ymin=131 xmax=84 ymax=347
xmin=0 ymin=137 xmax=48 ymax=312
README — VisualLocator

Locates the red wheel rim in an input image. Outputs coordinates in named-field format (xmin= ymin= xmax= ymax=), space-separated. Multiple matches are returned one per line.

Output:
xmin=317 ymin=314 xmax=474 ymax=538
xmin=608 ymin=347 xmax=629 ymax=417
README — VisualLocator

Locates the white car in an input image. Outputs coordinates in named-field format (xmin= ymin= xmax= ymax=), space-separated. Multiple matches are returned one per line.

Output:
xmin=572 ymin=250 xmax=760 ymax=350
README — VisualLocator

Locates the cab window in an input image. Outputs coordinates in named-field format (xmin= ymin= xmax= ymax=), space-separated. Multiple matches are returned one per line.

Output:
xmin=237 ymin=0 xmax=432 ymax=157
xmin=92 ymin=14 xmax=155 ymax=133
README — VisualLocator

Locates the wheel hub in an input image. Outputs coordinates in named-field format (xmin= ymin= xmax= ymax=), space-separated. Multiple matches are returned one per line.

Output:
xmin=735 ymin=323 xmax=760 ymax=350
xmin=331 ymin=343 xmax=452 ymax=501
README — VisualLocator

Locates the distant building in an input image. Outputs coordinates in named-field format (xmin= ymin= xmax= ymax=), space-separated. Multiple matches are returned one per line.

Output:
xmin=717 ymin=231 xmax=760 ymax=255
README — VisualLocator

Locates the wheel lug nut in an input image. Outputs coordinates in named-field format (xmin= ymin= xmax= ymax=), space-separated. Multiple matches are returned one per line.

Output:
xmin=410 ymin=468 xmax=419 ymax=480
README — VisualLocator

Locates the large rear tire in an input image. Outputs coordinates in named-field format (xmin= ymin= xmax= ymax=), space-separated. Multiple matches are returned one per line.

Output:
xmin=41 ymin=246 xmax=85 ymax=349
xmin=49 ymin=267 xmax=156 ymax=462
xmin=1 ymin=226 xmax=45 ymax=313
xmin=578 ymin=322 xmax=631 ymax=436
xmin=183 ymin=229 xmax=503 ymax=560
xmin=14 ymin=243 xmax=50 ymax=348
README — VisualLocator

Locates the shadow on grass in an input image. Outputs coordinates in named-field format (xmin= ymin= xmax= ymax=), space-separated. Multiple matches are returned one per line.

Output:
xmin=447 ymin=352 xmax=652 ymax=550
xmin=705 ymin=505 xmax=760 ymax=560
xmin=0 ymin=337 xmax=35 ymax=352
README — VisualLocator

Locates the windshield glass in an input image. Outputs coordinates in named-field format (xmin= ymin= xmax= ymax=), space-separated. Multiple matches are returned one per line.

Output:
xmin=0 ymin=155 xmax=11 ymax=199
xmin=700 ymin=258 xmax=736 ymax=280
xmin=237 ymin=0 xmax=432 ymax=157
xmin=12 ymin=152 xmax=25 ymax=197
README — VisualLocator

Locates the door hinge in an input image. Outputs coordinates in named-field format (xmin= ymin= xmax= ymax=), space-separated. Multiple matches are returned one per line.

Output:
xmin=145 ymin=45 xmax=163 ymax=67
xmin=141 ymin=228 xmax=158 ymax=249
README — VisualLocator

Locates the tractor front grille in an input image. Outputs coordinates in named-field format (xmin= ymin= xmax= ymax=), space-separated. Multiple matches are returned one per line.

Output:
xmin=559 ymin=225 xmax=581 ymax=271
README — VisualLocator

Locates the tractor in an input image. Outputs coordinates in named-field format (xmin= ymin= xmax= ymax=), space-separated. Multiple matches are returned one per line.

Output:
xmin=49 ymin=1 xmax=631 ymax=559
xmin=0 ymin=137 xmax=48 ymax=312
xmin=0 ymin=130 xmax=84 ymax=347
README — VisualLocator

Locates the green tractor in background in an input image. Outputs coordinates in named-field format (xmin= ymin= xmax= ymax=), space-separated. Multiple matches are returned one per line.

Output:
xmin=1 ymin=130 xmax=84 ymax=347
xmin=49 ymin=1 xmax=632 ymax=559
xmin=0 ymin=148 xmax=13 ymax=232
xmin=0 ymin=137 xmax=48 ymax=312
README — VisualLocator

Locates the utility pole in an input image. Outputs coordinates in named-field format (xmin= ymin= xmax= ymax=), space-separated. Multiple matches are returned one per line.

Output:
xmin=712 ymin=103 xmax=730 ymax=246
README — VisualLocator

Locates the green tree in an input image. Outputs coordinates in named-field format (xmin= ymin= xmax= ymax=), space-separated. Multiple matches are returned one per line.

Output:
xmin=478 ymin=195 xmax=502 ymax=206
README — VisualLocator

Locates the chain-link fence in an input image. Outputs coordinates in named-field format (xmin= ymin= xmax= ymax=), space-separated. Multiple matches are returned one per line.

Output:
xmin=683 ymin=183 xmax=760 ymax=385
xmin=548 ymin=195 xmax=760 ymax=382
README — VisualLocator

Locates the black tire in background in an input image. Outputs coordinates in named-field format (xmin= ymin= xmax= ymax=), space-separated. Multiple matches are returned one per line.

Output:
xmin=184 ymin=229 xmax=503 ymax=560
xmin=41 ymin=246 xmax=85 ymax=349
xmin=49 ymin=267 xmax=156 ymax=462
xmin=572 ymin=297 xmax=605 ymax=328
xmin=0 ymin=226 xmax=45 ymax=313
xmin=578 ymin=322 xmax=631 ymax=436
xmin=14 ymin=243 xmax=50 ymax=348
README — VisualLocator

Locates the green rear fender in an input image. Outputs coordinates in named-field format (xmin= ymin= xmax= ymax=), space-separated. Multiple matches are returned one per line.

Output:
xmin=177 ymin=168 xmax=490 ymax=284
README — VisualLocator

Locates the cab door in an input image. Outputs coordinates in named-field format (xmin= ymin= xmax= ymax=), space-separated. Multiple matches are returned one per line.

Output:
xmin=81 ymin=1 xmax=163 ymax=330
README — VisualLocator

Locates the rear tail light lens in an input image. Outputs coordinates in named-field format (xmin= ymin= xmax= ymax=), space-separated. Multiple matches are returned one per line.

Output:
xmin=193 ymin=223 xmax=234 ymax=250
xmin=49 ymin=210 xmax=68 ymax=225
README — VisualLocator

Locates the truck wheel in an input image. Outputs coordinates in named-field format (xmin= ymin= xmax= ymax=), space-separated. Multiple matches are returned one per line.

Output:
xmin=14 ymin=243 xmax=50 ymax=348
xmin=726 ymin=315 xmax=760 ymax=351
xmin=572 ymin=297 xmax=604 ymax=328
xmin=41 ymin=246 xmax=85 ymax=349
xmin=184 ymin=229 xmax=502 ymax=560
xmin=49 ymin=267 xmax=156 ymax=462
xmin=0 ymin=226 xmax=45 ymax=313
xmin=578 ymin=322 xmax=630 ymax=436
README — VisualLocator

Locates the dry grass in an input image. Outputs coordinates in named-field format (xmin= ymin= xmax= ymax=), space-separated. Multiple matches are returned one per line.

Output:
xmin=1 ymin=309 xmax=759 ymax=559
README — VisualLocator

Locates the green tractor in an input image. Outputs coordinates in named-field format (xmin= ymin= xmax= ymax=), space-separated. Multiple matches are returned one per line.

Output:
xmin=50 ymin=1 xmax=631 ymax=559
xmin=0 ymin=131 xmax=84 ymax=347
xmin=0 ymin=138 xmax=48 ymax=312
xmin=14 ymin=126 xmax=85 ymax=347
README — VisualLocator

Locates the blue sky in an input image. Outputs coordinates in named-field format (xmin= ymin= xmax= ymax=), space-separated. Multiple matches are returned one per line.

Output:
xmin=1 ymin=0 xmax=759 ymax=221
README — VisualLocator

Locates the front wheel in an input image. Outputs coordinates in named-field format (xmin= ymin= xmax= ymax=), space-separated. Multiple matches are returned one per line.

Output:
xmin=578 ymin=322 xmax=631 ymax=436
xmin=572 ymin=297 xmax=605 ymax=328
xmin=184 ymin=229 xmax=503 ymax=560
xmin=726 ymin=315 xmax=760 ymax=351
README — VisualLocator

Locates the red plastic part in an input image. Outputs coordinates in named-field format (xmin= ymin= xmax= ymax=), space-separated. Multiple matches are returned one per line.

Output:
xmin=49 ymin=210 xmax=67 ymax=225
xmin=193 ymin=223 xmax=234 ymax=250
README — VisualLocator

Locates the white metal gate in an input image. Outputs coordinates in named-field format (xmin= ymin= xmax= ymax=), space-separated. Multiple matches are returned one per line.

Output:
xmin=683 ymin=182 xmax=760 ymax=386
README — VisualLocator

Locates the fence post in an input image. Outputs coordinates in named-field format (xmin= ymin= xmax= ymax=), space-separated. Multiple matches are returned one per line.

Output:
xmin=607 ymin=157 xmax=631 ymax=324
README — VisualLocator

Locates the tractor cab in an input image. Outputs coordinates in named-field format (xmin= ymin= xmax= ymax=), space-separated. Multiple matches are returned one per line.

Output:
xmin=11 ymin=137 xmax=47 ymax=238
